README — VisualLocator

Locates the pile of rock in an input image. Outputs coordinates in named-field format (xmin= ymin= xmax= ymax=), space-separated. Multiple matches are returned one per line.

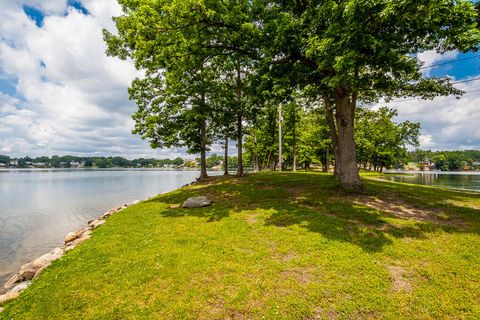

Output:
xmin=0 ymin=202 xmax=133 ymax=308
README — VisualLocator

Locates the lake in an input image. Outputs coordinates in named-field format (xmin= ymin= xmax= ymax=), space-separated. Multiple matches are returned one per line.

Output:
xmin=0 ymin=169 xmax=210 ymax=287
xmin=382 ymin=171 xmax=480 ymax=192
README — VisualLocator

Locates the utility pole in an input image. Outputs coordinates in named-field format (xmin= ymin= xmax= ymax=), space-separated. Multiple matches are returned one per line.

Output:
xmin=278 ymin=100 xmax=284 ymax=171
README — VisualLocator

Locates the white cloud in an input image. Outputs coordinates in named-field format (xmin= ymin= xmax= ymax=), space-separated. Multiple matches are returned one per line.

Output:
xmin=0 ymin=0 xmax=184 ymax=159
xmin=0 ymin=1 xmax=478 ymax=159
xmin=417 ymin=50 xmax=458 ymax=76
xmin=22 ymin=0 xmax=68 ymax=15
xmin=384 ymin=79 xmax=480 ymax=151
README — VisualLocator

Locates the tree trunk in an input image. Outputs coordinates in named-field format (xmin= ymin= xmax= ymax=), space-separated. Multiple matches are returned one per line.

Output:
xmin=324 ymin=97 xmax=340 ymax=177
xmin=252 ymin=131 xmax=259 ymax=172
xmin=235 ymin=57 xmax=244 ymax=177
xmin=333 ymin=87 xmax=363 ymax=191
xmin=199 ymin=117 xmax=208 ymax=180
xmin=322 ymin=147 xmax=329 ymax=172
xmin=236 ymin=115 xmax=244 ymax=177
xmin=292 ymin=107 xmax=297 ymax=172
xmin=224 ymin=134 xmax=229 ymax=176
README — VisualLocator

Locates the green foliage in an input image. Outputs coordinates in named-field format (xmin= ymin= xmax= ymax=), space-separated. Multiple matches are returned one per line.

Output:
xmin=84 ymin=159 xmax=93 ymax=167
xmin=355 ymin=107 xmax=420 ymax=171
xmin=0 ymin=155 xmax=10 ymax=164
xmin=411 ymin=150 xmax=477 ymax=171
xmin=104 ymin=0 xmax=480 ymax=189
xmin=244 ymin=103 xmax=279 ymax=170
xmin=296 ymin=106 xmax=332 ymax=171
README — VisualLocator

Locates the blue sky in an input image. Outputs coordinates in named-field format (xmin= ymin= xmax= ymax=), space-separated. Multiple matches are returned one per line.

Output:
xmin=426 ymin=52 xmax=480 ymax=79
xmin=1 ymin=0 xmax=480 ymax=158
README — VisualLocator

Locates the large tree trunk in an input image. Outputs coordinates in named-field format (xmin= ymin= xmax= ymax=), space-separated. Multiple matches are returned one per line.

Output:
xmin=224 ymin=134 xmax=229 ymax=176
xmin=333 ymin=87 xmax=362 ymax=191
xmin=199 ymin=117 xmax=208 ymax=180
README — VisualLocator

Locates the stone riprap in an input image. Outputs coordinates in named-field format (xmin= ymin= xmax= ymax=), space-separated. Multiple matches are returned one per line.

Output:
xmin=0 ymin=201 xmax=135 ymax=309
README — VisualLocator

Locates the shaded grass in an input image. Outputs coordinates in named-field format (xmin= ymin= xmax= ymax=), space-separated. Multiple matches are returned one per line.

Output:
xmin=1 ymin=172 xmax=479 ymax=319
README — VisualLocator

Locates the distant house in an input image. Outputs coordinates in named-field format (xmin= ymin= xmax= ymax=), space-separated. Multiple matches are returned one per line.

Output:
xmin=472 ymin=162 xmax=480 ymax=166
xmin=0 ymin=163 xmax=6 ymax=167
xmin=9 ymin=160 xmax=18 ymax=167
xmin=418 ymin=161 xmax=433 ymax=171
xmin=34 ymin=162 xmax=48 ymax=168
xmin=70 ymin=161 xmax=81 ymax=168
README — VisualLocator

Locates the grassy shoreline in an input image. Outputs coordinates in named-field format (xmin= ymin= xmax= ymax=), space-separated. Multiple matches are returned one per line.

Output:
xmin=1 ymin=172 xmax=479 ymax=319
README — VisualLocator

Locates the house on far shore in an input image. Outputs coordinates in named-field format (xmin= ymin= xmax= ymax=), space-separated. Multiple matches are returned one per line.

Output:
xmin=418 ymin=161 xmax=433 ymax=171
xmin=33 ymin=162 xmax=48 ymax=168
xmin=0 ymin=163 xmax=6 ymax=167
xmin=9 ymin=160 xmax=18 ymax=167
xmin=70 ymin=161 xmax=85 ymax=168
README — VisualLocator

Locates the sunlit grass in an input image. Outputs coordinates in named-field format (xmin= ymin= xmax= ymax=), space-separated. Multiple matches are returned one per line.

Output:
xmin=2 ymin=172 xmax=479 ymax=319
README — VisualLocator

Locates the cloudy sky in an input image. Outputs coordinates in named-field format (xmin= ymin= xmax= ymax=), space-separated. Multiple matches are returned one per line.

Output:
xmin=0 ymin=0 xmax=480 ymax=159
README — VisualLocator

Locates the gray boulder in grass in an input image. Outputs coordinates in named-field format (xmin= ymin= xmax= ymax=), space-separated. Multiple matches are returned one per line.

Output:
xmin=182 ymin=196 xmax=212 ymax=208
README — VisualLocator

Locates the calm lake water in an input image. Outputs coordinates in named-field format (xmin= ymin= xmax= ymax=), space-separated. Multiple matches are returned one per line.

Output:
xmin=382 ymin=171 xmax=480 ymax=192
xmin=0 ymin=169 xmax=209 ymax=286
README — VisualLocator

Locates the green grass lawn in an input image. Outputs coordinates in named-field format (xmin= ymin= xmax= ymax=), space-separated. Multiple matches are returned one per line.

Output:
xmin=1 ymin=172 xmax=479 ymax=319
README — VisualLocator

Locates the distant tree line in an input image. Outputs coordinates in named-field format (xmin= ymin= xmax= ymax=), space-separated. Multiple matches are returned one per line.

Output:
xmin=0 ymin=154 xmax=246 ymax=170
xmin=0 ymin=155 xmax=185 ymax=169
xmin=409 ymin=150 xmax=480 ymax=171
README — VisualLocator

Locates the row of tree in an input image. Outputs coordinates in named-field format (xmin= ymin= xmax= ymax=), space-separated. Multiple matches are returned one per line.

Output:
xmin=409 ymin=150 xmax=480 ymax=171
xmin=0 ymin=155 xmax=184 ymax=168
xmin=244 ymin=105 xmax=420 ymax=173
xmin=0 ymin=154 xmax=245 ymax=170
xmin=105 ymin=0 xmax=480 ymax=191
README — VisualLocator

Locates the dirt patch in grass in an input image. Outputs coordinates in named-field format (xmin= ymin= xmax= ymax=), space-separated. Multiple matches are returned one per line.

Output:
xmin=256 ymin=184 xmax=276 ymax=190
xmin=246 ymin=212 xmax=259 ymax=224
xmin=306 ymin=306 xmax=340 ymax=320
xmin=287 ymin=185 xmax=309 ymax=198
xmin=387 ymin=266 xmax=412 ymax=293
xmin=273 ymin=251 xmax=298 ymax=263
xmin=280 ymin=266 xmax=315 ymax=285
xmin=219 ymin=190 xmax=240 ymax=198
xmin=202 ymin=299 xmax=251 ymax=320
xmin=270 ymin=241 xmax=298 ymax=262
xmin=351 ymin=196 xmax=463 ymax=226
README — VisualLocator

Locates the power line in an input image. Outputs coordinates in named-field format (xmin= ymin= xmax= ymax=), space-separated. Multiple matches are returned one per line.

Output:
xmin=451 ymin=77 xmax=480 ymax=85
xmin=387 ymin=89 xmax=480 ymax=103
xmin=420 ymin=54 xmax=480 ymax=70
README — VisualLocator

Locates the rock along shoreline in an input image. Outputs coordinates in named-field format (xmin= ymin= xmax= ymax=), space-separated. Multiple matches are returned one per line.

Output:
xmin=0 ymin=177 xmax=203 ymax=310
xmin=0 ymin=202 xmax=133 ymax=308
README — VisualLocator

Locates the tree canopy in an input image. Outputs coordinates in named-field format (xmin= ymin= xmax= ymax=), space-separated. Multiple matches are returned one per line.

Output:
xmin=105 ymin=0 xmax=480 ymax=190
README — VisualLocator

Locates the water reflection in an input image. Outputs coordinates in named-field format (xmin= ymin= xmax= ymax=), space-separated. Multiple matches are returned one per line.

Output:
xmin=382 ymin=172 xmax=480 ymax=192
xmin=0 ymin=169 xmax=210 ymax=285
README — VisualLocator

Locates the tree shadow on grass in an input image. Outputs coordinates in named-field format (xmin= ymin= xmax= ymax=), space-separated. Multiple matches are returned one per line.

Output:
xmin=144 ymin=173 xmax=480 ymax=253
